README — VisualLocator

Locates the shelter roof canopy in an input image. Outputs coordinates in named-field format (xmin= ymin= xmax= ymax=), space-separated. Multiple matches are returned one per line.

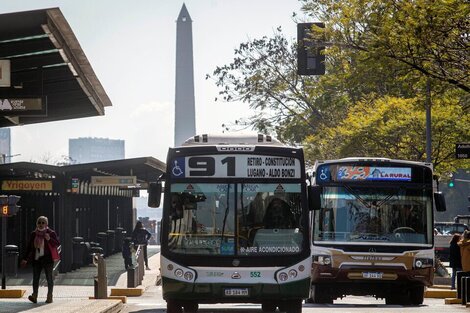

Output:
xmin=0 ymin=7 xmax=111 ymax=127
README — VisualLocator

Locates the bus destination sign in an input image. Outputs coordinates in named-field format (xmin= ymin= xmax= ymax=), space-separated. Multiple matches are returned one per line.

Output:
xmin=171 ymin=155 xmax=301 ymax=179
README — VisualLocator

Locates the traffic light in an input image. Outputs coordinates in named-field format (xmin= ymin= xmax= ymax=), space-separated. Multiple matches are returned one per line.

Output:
xmin=297 ymin=22 xmax=325 ymax=75
xmin=448 ymin=179 xmax=455 ymax=188
xmin=0 ymin=195 xmax=20 ymax=217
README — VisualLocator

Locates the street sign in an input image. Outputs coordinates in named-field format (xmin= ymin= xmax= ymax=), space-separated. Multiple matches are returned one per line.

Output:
xmin=71 ymin=178 xmax=79 ymax=193
xmin=0 ymin=97 xmax=47 ymax=116
xmin=456 ymin=143 xmax=470 ymax=159
xmin=1 ymin=180 xmax=53 ymax=191
xmin=91 ymin=176 xmax=137 ymax=186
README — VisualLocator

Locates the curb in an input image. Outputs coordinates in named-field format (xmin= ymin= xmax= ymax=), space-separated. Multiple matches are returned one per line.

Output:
xmin=425 ymin=289 xmax=457 ymax=298
xmin=89 ymin=295 xmax=127 ymax=303
xmin=445 ymin=298 xmax=461 ymax=304
xmin=0 ymin=289 xmax=26 ymax=298
xmin=110 ymin=287 xmax=144 ymax=297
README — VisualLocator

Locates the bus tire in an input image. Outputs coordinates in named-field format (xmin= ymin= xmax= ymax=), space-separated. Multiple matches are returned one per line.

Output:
xmin=183 ymin=301 xmax=198 ymax=312
xmin=310 ymin=285 xmax=333 ymax=304
xmin=285 ymin=299 xmax=302 ymax=313
xmin=167 ymin=300 xmax=182 ymax=313
xmin=386 ymin=294 xmax=408 ymax=305
xmin=261 ymin=302 xmax=277 ymax=312
xmin=385 ymin=295 xmax=399 ymax=305
xmin=409 ymin=286 xmax=424 ymax=305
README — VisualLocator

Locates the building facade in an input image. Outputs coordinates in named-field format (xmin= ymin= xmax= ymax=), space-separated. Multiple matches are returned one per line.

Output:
xmin=69 ymin=137 xmax=125 ymax=164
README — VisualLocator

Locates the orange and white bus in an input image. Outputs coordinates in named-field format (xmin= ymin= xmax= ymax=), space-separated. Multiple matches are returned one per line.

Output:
xmin=308 ymin=158 xmax=446 ymax=305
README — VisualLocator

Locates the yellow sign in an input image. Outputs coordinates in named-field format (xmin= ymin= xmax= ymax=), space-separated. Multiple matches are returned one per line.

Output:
xmin=1 ymin=180 xmax=53 ymax=191
xmin=91 ymin=176 xmax=137 ymax=186
xmin=2 ymin=205 xmax=7 ymax=216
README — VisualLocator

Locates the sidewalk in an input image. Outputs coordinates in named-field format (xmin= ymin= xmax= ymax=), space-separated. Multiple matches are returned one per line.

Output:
xmin=0 ymin=245 xmax=161 ymax=313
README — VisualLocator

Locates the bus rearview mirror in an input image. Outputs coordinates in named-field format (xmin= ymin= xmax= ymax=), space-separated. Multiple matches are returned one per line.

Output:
xmin=434 ymin=192 xmax=446 ymax=212
xmin=308 ymin=185 xmax=322 ymax=210
xmin=148 ymin=182 xmax=162 ymax=208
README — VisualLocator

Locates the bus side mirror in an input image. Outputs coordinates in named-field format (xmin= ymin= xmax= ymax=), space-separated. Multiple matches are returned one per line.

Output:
xmin=148 ymin=182 xmax=162 ymax=208
xmin=434 ymin=192 xmax=446 ymax=212
xmin=308 ymin=185 xmax=322 ymax=210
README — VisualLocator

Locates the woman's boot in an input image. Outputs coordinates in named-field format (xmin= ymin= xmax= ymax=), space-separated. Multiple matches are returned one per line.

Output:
xmin=46 ymin=293 xmax=53 ymax=303
xmin=28 ymin=293 xmax=37 ymax=303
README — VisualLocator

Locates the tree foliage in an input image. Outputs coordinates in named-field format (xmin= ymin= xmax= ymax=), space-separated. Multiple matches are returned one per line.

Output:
xmin=301 ymin=0 xmax=470 ymax=93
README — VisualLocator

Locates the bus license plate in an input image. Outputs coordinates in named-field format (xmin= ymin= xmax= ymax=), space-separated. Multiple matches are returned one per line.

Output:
xmin=224 ymin=288 xmax=249 ymax=296
xmin=362 ymin=272 xmax=383 ymax=279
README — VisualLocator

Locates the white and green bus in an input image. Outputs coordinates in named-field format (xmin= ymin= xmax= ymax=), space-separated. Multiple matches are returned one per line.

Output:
xmin=148 ymin=134 xmax=312 ymax=313
xmin=308 ymin=158 xmax=446 ymax=305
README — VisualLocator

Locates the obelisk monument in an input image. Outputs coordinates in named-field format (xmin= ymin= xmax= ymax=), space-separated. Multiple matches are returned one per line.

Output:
xmin=174 ymin=3 xmax=196 ymax=146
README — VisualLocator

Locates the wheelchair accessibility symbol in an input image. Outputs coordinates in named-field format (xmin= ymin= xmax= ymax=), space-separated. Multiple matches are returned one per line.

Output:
xmin=319 ymin=168 xmax=329 ymax=181
xmin=172 ymin=159 xmax=184 ymax=177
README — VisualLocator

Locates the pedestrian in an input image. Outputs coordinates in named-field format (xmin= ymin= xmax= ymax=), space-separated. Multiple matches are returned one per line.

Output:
xmin=132 ymin=221 xmax=152 ymax=270
xmin=20 ymin=216 xmax=60 ymax=304
xmin=450 ymin=233 xmax=462 ymax=289
xmin=122 ymin=237 xmax=133 ymax=270
xmin=458 ymin=230 xmax=470 ymax=272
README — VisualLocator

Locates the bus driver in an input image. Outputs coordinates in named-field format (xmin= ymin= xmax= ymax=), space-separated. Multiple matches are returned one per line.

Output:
xmin=263 ymin=198 xmax=295 ymax=229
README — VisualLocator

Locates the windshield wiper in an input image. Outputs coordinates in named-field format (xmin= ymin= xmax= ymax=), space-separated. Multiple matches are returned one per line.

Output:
xmin=220 ymin=184 xmax=231 ymax=239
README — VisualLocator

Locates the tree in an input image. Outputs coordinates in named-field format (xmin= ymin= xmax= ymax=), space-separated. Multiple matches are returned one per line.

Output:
xmin=300 ymin=0 xmax=470 ymax=93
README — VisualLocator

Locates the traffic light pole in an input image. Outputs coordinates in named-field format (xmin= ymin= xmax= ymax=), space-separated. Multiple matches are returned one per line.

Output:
xmin=1 ymin=215 xmax=6 ymax=289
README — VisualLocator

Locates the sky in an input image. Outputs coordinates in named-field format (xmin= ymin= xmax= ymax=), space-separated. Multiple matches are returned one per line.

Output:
xmin=2 ymin=0 xmax=308 ymax=163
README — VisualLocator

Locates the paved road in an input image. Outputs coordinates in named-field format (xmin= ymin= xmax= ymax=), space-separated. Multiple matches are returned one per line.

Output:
xmin=122 ymin=285 xmax=469 ymax=313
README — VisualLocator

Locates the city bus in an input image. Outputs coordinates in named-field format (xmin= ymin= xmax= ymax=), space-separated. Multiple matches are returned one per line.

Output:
xmin=148 ymin=134 xmax=312 ymax=313
xmin=308 ymin=158 xmax=446 ymax=305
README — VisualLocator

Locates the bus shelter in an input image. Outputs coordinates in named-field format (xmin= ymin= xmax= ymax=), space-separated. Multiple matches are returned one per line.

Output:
xmin=0 ymin=157 xmax=165 ymax=272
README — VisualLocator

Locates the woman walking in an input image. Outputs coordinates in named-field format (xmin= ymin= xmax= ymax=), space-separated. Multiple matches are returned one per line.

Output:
xmin=21 ymin=216 xmax=60 ymax=304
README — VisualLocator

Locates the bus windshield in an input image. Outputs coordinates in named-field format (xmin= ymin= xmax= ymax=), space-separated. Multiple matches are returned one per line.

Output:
xmin=168 ymin=183 xmax=304 ymax=256
xmin=313 ymin=185 xmax=433 ymax=245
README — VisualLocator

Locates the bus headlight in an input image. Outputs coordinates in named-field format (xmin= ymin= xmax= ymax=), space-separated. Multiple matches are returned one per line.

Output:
xmin=174 ymin=268 xmax=184 ymax=277
xmin=314 ymin=255 xmax=332 ymax=266
xmin=414 ymin=258 xmax=433 ymax=269
xmin=288 ymin=269 xmax=298 ymax=278
xmin=184 ymin=271 xmax=194 ymax=281
xmin=279 ymin=272 xmax=288 ymax=281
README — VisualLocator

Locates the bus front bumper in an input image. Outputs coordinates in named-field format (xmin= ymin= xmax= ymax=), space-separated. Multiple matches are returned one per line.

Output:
xmin=162 ymin=276 xmax=310 ymax=303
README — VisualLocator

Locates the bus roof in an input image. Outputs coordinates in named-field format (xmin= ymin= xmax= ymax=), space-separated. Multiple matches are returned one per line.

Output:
xmin=180 ymin=133 xmax=285 ymax=146
xmin=314 ymin=157 xmax=433 ymax=169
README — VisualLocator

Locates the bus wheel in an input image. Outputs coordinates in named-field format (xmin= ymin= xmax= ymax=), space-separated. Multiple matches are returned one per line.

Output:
xmin=167 ymin=300 xmax=183 ymax=313
xmin=310 ymin=285 xmax=333 ymax=304
xmin=261 ymin=302 xmax=277 ymax=312
xmin=409 ymin=286 xmax=424 ymax=305
xmin=183 ymin=301 xmax=198 ymax=312
xmin=279 ymin=299 xmax=302 ymax=313
xmin=385 ymin=294 xmax=408 ymax=305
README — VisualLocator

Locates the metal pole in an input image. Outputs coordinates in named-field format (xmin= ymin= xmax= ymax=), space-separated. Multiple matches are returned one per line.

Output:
xmin=426 ymin=79 xmax=432 ymax=163
xmin=1 ymin=216 xmax=7 ymax=289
